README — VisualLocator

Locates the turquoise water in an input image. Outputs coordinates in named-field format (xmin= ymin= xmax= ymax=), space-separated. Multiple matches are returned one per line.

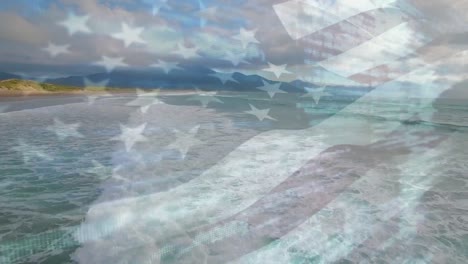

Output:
xmin=0 ymin=92 xmax=467 ymax=263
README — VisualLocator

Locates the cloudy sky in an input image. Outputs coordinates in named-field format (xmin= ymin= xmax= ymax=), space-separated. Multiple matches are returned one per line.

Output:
xmin=0 ymin=0 xmax=466 ymax=84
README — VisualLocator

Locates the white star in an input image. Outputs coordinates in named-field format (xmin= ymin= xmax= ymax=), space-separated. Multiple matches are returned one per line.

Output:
xmin=188 ymin=89 xmax=224 ymax=107
xmin=223 ymin=51 xmax=248 ymax=66
xmin=302 ymin=86 xmax=331 ymax=105
xmin=86 ymin=95 xmax=99 ymax=105
xmin=245 ymin=104 xmax=276 ymax=121
xmin=209 ymin=71 xmax=238 ymax=85
xmin=150 ymin=0 xmax=171 ymax=15
xmin=151 ymin=60 xmax=182 ymax=74
xmin=168 ymin=125 xmax=202 ymax=159
xmin=172 ymin=43 xmax=200 ymax=59
xmin=256 ymin=80 xmax=286 ymax=98
xmin=263 ymin=62 xmax=292 ymax=79
xmin=233 ymin=28 xmax=260 ymax=49
xmin=46 ymin=118 xmax=83 ymax=140
xmin=12 ymin=139 xmax=53 ymax=163
xmin=59 ymin=12 xmax=91 ymax=36
xmin=94 ymin=56 xmax=128 ymax=72
xmin=13 ymin=72 xmax=49 ymax=84
xmin=140 ymin=98 xmax=163 ymax=113
xmin=84 ymin=78 xmax=111 ymax=104
xmin=126 ymin=89 xmax=164 ymax=113
xmin=134 ymin=88 xmax=160 ymax=97
xmin=112 ymin=23 xmax=146 ymax=47
xmin=32 ymin=75 xmax=50 ymax=83
xmin=112 ymin=123 xmax=148 ymax=152
xmin=43 ymin=42 xmax=70 ymax=57
xmin=84 ymin=77 xmax=109 ymax=89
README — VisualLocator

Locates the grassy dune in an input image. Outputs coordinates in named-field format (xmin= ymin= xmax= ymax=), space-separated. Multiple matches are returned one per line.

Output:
xmin=0 ymin=79 xmax=80 ymax=94
xmin=0 ymin=79 xmax=201 ymax=97
xmin=0 ymin=79 xmax=118 ymax=96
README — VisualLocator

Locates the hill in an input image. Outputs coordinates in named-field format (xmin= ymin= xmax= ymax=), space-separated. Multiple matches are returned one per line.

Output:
xmin=0 ymin=79 xmax=80 ymax=92
xmin=0 ymin=79 xmax=114 ymax=96
xmin=0 ymin=79 xmax=84 ymax=96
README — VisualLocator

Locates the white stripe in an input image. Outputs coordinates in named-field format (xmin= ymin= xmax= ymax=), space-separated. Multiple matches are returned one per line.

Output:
xmin=319 ymin=22 xmax=431 ymax=77
xmin=274 ymin=0 xmax=396 ymax=40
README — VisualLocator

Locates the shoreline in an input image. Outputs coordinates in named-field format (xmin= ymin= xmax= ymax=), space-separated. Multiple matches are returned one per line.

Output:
xmin=0 ymin=88 xmax=199 ymax=98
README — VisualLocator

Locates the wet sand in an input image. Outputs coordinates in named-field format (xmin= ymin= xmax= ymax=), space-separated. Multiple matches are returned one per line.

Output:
xmin=0 ymin=89 xmax=197 ymax=98
xmin=0 ymin=89 xmax=198 ymax=114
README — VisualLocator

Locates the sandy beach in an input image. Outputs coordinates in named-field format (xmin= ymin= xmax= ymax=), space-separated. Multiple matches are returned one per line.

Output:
xmin=0 ymin=88 xmax=198 ymax=97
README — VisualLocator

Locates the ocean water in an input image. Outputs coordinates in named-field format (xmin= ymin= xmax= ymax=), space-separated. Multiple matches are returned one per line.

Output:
xmin=0 ymin=91 xmax=467 ymax=263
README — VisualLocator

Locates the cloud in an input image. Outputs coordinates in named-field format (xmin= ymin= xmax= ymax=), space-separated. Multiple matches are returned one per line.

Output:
xmin=0 ymin=0 xmax=260 ymax=74
xmin=0 ymin=0 xmax=466 ymax=83
xmin=0 ymin=12 xmax=48 ymax=45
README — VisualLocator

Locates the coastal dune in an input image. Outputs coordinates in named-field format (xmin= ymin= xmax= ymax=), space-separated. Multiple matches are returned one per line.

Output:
xmin=0 ymin=79 xmax=200 ymax=97
xmin=0 ymin=79 xmax=85 ymax=96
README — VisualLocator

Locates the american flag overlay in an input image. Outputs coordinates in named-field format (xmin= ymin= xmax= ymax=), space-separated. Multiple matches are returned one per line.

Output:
xmin=0 ymin=1 xmax=467 ymax=263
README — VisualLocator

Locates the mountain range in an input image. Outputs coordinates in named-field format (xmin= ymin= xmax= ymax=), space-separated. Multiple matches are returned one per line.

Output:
xmin=0 ymin=64 xmax=367 ymax=95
